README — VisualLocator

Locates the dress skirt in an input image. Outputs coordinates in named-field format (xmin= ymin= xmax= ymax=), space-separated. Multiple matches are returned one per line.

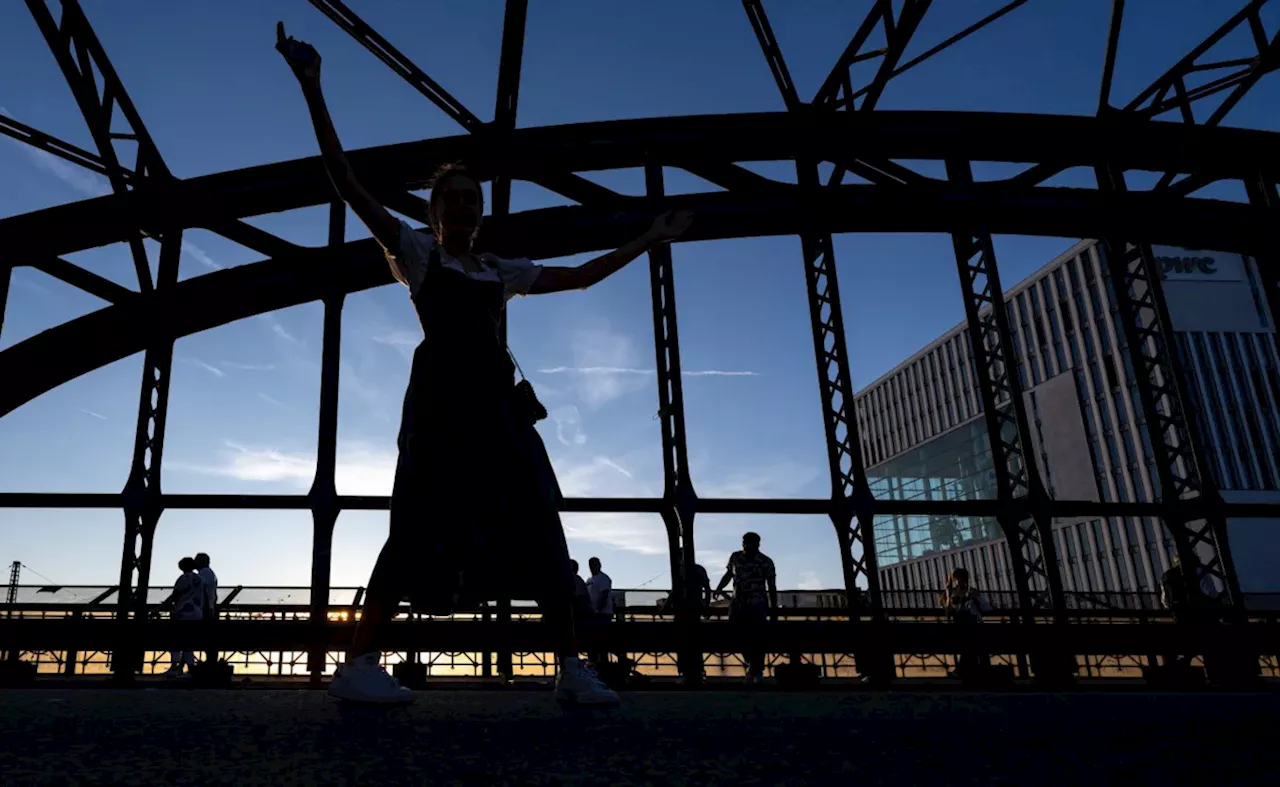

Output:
xmin=389 ymin=384 xmax=572 ymax=615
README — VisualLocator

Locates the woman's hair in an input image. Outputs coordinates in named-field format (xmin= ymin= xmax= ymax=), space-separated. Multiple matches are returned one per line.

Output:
xmin=427 ymin=162 xmax=484 ymax=237
xmin=179 ymin=557 xmax=195 ymax=572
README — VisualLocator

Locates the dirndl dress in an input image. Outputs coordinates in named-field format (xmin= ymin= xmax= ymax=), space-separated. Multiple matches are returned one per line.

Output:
xmin=389 ymin=242 xmax=571 ymax=615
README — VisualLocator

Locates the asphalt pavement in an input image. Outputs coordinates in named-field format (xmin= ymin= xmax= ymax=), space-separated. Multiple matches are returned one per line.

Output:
xmin=1 ymin=688 xmax=1275 ymax=785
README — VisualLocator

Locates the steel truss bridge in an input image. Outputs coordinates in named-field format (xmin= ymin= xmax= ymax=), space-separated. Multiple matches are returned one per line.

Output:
xmin=1 ymin=0 xmax=1278 ymax=686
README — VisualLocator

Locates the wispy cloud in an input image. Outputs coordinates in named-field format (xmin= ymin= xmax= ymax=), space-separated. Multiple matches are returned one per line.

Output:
xmin=77 ymin=407 xmax=107 ymax=421
xmin=694 ymin=457 xmax=822 ymax=500
xmin=371 ymin=330 xmax=420 ymax=360
xmin=1 ymin=106 xmax=111 ymax=198
xmin=551 ymin=405 xmax=587 ymax=447
xmin=182 ymin=357 xmax=226 ymax=378
xmin=182 ymin=239 xmax=223 ymax=271
xmin=170 ymin=440 xmax=397 ymax=496
xmin=257 ymin=392 xmax=290 ymax=409
xmin=552 ymin=328 xmax=651 ymax=408
xmin=536 ymin=328 xmax=759 ymax=409
xmin=221 ymin=362 xmax=276 ymax=372
xmin=539 ymin=366 xmax=759 ymax=378
xmin=257 ymin=314 xmax=304 ymax=347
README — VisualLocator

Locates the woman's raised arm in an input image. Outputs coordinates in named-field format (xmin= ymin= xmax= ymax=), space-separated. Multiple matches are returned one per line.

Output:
xmin=276 ymin=23 xmax=405 ymax=279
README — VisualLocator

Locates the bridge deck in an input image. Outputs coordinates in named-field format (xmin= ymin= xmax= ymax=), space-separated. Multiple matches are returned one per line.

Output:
xmin=2 ymin=689 xmax=1274 ymax=785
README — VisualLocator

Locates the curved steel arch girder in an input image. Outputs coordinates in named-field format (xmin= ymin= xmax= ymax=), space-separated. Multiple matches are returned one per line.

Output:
xmin=2 ymin=180 xmax=1274 ymax=418
xmin=3 ymin=110 xmax=1280 ymax=257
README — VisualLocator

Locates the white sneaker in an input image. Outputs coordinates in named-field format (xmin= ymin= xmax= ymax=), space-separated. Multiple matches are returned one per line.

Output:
xmin=327 ymin=653 xmax=416 ymax=705
xmin=555 ymin=657 xmax=621 ymax=707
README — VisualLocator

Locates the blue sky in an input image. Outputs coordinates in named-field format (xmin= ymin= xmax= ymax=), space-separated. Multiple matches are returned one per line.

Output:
xmin=2 ymin=0 xmax=1278 ymax=594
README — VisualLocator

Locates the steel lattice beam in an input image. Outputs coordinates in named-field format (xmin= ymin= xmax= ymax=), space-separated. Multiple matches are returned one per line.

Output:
xmin=25 ymin=0 xmax=162 ymax=294
xmin=3 ymin=175 xmax=1276 ymax=422
xmin=644 ymin=163 xmax=701 ymax=680
xmin=23 ymin=0 xmax=179 ymax=679
xmin=307 ymin=0 xmax=621 ymax=207
xmin=1095 ymin=164 xmax=1246 ymax=603
xmin=946 ymin=161 xmax=1068 ymax=661
xmin=306 ymin=201 xmax=345 ymax=682
xmin=743 ymin=0 xmax=940 ymax=682
xmin=1 ymin=491 xmax=1273 ymax=520
xmin=1017 ymin=0 xmax=1278 ymax=190
xmin=0 ymin=113 xmax=301 ymax=259
xmin=6 ymin=111 xmax=1279 ymax=257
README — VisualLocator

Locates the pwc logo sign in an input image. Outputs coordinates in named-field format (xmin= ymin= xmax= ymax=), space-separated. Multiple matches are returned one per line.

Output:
xmin=1155 ymin=255 xmax=1218 ymax=277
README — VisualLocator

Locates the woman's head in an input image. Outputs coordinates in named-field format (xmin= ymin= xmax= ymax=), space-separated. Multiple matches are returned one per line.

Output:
xmin=428 ymin=163 xmax=484 ymax=242
xmin=179 ymin=557 xmax=196 ymax=573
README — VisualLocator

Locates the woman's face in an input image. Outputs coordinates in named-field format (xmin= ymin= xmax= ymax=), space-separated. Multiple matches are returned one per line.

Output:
xmin=433 ymin=174 xmax=482 ymax=235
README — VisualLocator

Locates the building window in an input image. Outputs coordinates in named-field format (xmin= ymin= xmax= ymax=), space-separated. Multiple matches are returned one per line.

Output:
xmin=1102 ymin=353 xmax=1119 ymax=389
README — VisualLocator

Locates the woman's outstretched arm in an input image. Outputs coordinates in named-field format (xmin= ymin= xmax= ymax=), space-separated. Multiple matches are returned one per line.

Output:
xmin=276 ymin=23 xmax=405 ymax=280
xmin=528 ymin=210 xmax=693 ymax=294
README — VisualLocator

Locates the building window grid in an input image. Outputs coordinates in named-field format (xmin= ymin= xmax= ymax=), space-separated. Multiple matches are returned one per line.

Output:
xmin=1091 ymin=520 xmax=1117 ymax=592
xmin=1030 ymin=283 xmax=1052 ymax=381
xmin=1223 ymin=332 xmax=1276 ymax=489
xmin=1195 ymin=333 xmax=1243 ymax=490
xmin=936 ymin=348 xmax=956 ymax=430
xmin=1140 ymin=517 xmax=1169 ymax=585
xmin=1074 ymin=522 xmax=1097 ymax=594
xmin=1037 ymin=280 xmax=1064 ymax=378
xmin=1055 ymin=529 xmax=1075 ymax=592
xmin=1183 ymin=333 xmax=1239 ymax=490
xmin=905 ymin=367 xmax=917 ymax=448
xmin=869 ymin=244 xmax=1279 ymax=598
xmin=911 ymin=363 xmax=926 ymax=444
xmin=1262 ymin=333 xmax=1280 ymax=440
xmin=1242 ymin=335 xmax=1280 ymax=488
xmin=892 ymin=375 xmax=907 ymax=455
xmin=1080 ymin=248 xmax=1151 ymax=511
xmin=1071 ymin=248 xmax=1153 ymax=583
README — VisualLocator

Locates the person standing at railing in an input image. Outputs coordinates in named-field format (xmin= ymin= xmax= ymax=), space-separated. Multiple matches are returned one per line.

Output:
xmin=1160 ymin=551 xmax=1223 ymax=671
xmin=275 ymin=22 xmax=690 ymax=707
xmin=194 ymin=553 xmax=219 ymax=667
xmin=161 ymin=557 xmax=203 ymax=677
xmin=940 ymin=567 xmax=990 ymax=680
xmin=716 ymin=532 xmax=777 ymax=684
xmin=585 ymin=558 xmax=616 ymax=670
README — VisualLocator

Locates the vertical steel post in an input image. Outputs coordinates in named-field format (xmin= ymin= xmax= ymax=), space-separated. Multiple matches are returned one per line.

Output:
xmin=644 ymin=163 xmax=702 ymax=681
xmin=1095 ymin=162 xmax=1242 ymax=603
xmin=488 ymin=0 xmax=529 ymax=681
xmin=308 ymin=201 xmax=346 ymax=682
xmin=946 ymin=159 xmax=1069 ymax=682
xmin=795 ymin=156 xmax=891 ymax=682
xmin=114 ymin=230 xmax=182 ymax=678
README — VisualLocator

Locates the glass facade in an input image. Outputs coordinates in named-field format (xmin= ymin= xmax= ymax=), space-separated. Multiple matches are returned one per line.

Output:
xmin=862 ymin=242 xmax=1280 ymax=596
xmin=869 ymin=418 xmax=1002 ymax=567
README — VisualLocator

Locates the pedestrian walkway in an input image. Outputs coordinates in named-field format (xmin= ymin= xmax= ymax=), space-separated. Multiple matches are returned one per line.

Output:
xmin=1 ymin=690 xmax=1274 ymax=784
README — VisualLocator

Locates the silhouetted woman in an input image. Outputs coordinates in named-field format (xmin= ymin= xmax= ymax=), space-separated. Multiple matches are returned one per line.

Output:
xmin=277 ymin=23 xmax=691 ymax=705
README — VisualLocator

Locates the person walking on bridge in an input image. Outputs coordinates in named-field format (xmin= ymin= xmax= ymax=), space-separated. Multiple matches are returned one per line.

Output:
xmin=717 ymin=532 xmax=777 ymax=683
xmin=161 ymin=557 xmax=203 ymax=677
xmin=276 ymin=22 xmax=692 ymax=707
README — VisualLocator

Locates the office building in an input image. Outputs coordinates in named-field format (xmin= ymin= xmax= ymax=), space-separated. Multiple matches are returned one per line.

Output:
xmin=857 ymin=240 xmax=1280 ymax=601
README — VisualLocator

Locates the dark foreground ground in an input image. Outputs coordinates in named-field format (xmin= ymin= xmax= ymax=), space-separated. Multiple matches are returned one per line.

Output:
xmin=1 ymin=688 xmax=1276 ymax=785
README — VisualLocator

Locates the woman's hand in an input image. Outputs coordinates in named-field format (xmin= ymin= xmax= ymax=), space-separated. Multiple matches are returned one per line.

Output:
xmin=276 ymin=21 xmax=322 ymax=89
xmin=645 ymin=210 xmax=694 ymax=244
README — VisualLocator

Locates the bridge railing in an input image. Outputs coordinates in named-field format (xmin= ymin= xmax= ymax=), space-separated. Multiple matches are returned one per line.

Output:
xmin=3 ymin=585 xmax=1278 ymax=682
